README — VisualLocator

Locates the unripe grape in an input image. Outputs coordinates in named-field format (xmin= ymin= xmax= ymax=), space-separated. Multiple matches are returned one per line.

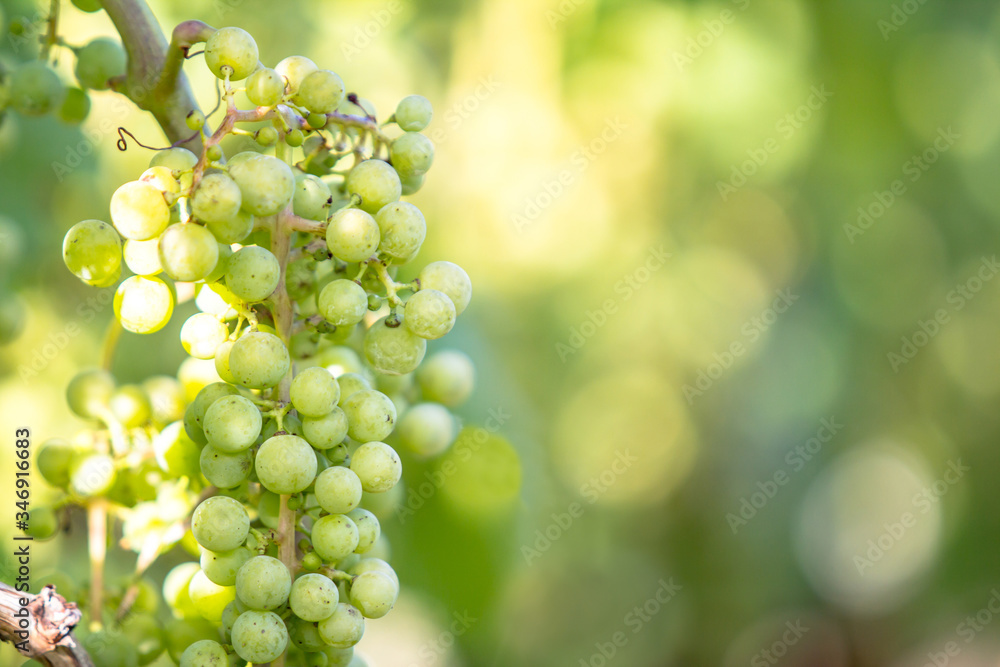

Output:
xmin=109 ymin=384 xmax=151 ymax=427
xmin=184 ymin=382 xmax=239 ymax=443
xmin=226 ymin=245 xmax=280 ymax=302
xmin=63 ymin=219 xmax=121 ymax=286
xmin=229 ymin=154 xmax=295 ymax=216
xmin=74 ymin=37 xmax=126 ymax=90
xmin=191 ymin=172 xmax=242 ymax=225
xmin=200 ymin=445 xmax=252 ymax=489
xmin=232 ymin=610 xmax=288 ymax=663
xmin=285 ymin=129 xmax=305 ymax=147
xmin=206 ymin=208 xmax=254 ymax=244
xmin=350 ymin=441 xmax=402 ymax=493
xmin=345 ymin=160 xmax=401 ymax=214
xmin=291 ymin=367 xmax=340 ymax=417
xmin=114 ymin=276 xmax=174 ymax=334
xmin=142 ymin=375 xmax=186 ymax=424
xmin=390 ymin=132 xmax=434 ymax=177
xmin=191 ymin=496 xmax=250 ymax=552
xmin=318 ymin=279 xmax=368 ymax=326
xmin=399 ymin=171 xmax=425 ymax=196
xmin=346 ymin=558 xmax=398 ymax=586
xmin=256 ymin=126 xmax=279 ymax=146
xmin=206 ymin=145 xmax=224 ymax=162
xmin=58 ymin=87 xmax=91 ymax=124
xmin=188 ymin=570 xmax=236 ymax=622
xmin=180 ymin=313 xmax=228 ymax=359
xmin=289 ymin=617 xmax=328 ymax=653
xmin=416 ymin=350 xmax=475 ymax=407
xmin=295 ymin=173 xmax=333 ymax=221
xmin=9 ymin=61 xmax=64 ymax=115
xmin=417 ymin=261 xmax=472 ymax=314
xmin=375 ymin=202 xmax=425 ymax=260
xmin=302 ymin=407 xmax=349 ymax=450
xmin=395 ymin=95 xmax=433 ymax=131
xmin=37 ymin=438 xmax=76 ymax=488
xmin=404 ymin=289 xmax=456 ymax=340
xmin=110 ymin=181 xmax=170 ymax=240
xmin=185 ymin=109 xmax=206 ymax=131
xmin=341 ymin=390 xmax=396 ymax=443
xmin=206 ymin=241 xmax=232 ymax=283
xmin=70 ymin=452 xmax=116 ymax=497
xmin=315 ymin=466 xmax=362 ymax=515
xmin=326 ymin=209 xmax=379 ymax=263
xmin=140 ymin=165 xmax=180 ymax=194
xmin=23 ymin=506 xmax=58 ymax=540
xmin=201 ymin=547 xmax=252 ymax=588
xmin=236 ymin=555 xmax=291 ymax=610
xmin=204 ymin=27 xmax=259 ymax=81
xmin=71 ymin=0 xmax=102 ymax=12
xmin=246 ymin=67 xmax=284 ymax=106
xmin=363 ymin=316 xmax=427 ymax=376
xmin=203 ymin=395 xmax=262 ymax=452
xmin=275 ymin=55 xmax=318 ymax=95
xmin=318 ymin=603 xmax=364 ymax=649
xmin=150 ymin=147 xmax=198 ymax=172
xmin=179 ymin=639 xmax=227 ymax=667
xmin=159 ymin=223 xmax=219 ymax=282
xmin=347 ymin=508 xmax=379 ymax=553
xmin=398 ymin=402 xmax=455 ymax=457
xmin=348 ymin=571 xmax=397 ymax=619
xmin=311 ymin=514 xmax=359 ymax=562
xmin=296 ymin=69 xmax=346 ymax=114
xmin=290 ymin=573 xmax=339 ymax=622
xmin=256 ymin=434 xmax=318 ymax=494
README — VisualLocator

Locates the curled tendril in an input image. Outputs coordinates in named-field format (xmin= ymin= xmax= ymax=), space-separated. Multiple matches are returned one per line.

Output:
xmin=116 ymin=127 xmax=202 ymax=152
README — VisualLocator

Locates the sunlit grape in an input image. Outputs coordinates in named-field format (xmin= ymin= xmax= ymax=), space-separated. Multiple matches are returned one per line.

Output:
xmin=63 ymin=220 xmax=121 ymax=286
xmin=159 ymin=223 xmax=219 ymax=282
xmin=326 ymin=209 xmax=379 ymax=263
xmin=114 ymin=276 xmax=174 ymax=334
xmin=375 ymin=202 xmax=426 ymax=260
xmin=205 ymin=27 xmax=259 ymax=81
xmin=275 ymin=55 xmax=318 ymax=94
xmin=417 ymin=261 xmax=471 ymax=314
xmin=75 ymin=38 xmax=126 ymax=90
xmin=229 ymin=154 xmax=295 ymax=216
xmin=192 ymin=172 xmax=243 ymax=225
xmin=345 ymin=160 xmax=401 ymax=214
xmin=228 ymin=331 xmax=290 ymax=389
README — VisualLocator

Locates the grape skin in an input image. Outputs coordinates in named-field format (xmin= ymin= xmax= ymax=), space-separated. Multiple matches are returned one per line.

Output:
xmin=318 ymin=603 xmax=365 ymax=649
xmin=110 ymin=180 xmax=170 ymax=240
xmin=375 ymin=202 xmax=426 ymax=260
xmin=179 ymin=638 xmax=227 ymax=667
xmin=314 ymin=466 xmax=363 ymax=514
xmin=326 ymin=209 xmax=380 ymax=263
xmin=296 ymin=69 xmax=346 ymax=114
xmin=291 ymin=367 xmax=341 ymax=417
xmin=311 ymin=514 xmax=359 ymax=562
xmin=191 ymin=172 xmax=243 ymax=225
xmin=228 ymin=331 xmax=290 ymax=389
xmin=229 ymin=154 xmax=296 ymax=216
xmin=347 ymin=508 xmax=380 ymax=553
xmin=114 ymin=276 xmax=175 ymax=334
xmin=398 ymin=402 xmax=456 ymax=456
xmin=349 ymin=442 xmax=402 ymax=493
xmin=231 ymin=610 xmax=288 ymax=663
xmin=203 ymin=395 xmax=262 ymax=452
xmin=204 ymin=27 xmax=259 ymax=81
xmin=341 ymin=389 xmax=397 ymax=443
xmin=191 ymin=496 xmax=250 ymax=552
xmin=63 ymin=219 xmax=122 ymax=286
xmin=416 ymin=350 xmax=475 ymax=406
xmin=319 ymin=279 xmax=369 ymax=327
xmin=226 ymin=245 xmax=281 ymax=303
xmin=348 ymin=571 xmax=398 ymax=619
xmin=290 ymin=573 xmax=340 ymax=622
xmin=275 ymin=55 xmax=319 ymax=95
xmin=389 ymin=132 xmax=435 ymax=177
xmin=345 ymin=160 xmax=402 ymax=214
xmin=200 ymin=444 xmax=253 ymax=489
xmin=236 ymin=555 xmax=291 ymax=610
xmin=159 ymin=223 xmax=220 ymax=282
xmin=122 ymin=238 xmax=162 ymax=276
xmin=75 ymin=38 xmax=126 ymax=90
xmin=395 ymin=95 xmax=433 ymax=132
xmin=255 ymin=434 xmax=318 ymax=494
xmin=187 ymin=570 xmax=236 ymax=622
xmin=417 ymin=261 xmax=472 ymax=315
xmin=247 ymin=68 xmax=285 ymax=107
xmin=302 ymin=407 xmax=350 ymax=449
xmin=363 ymin=316 xmax=427 ymax=376
xmin=180 ymin=312 xmax=228 ymax=359
xmin=404 ymin=288 xmax=457 ymax=340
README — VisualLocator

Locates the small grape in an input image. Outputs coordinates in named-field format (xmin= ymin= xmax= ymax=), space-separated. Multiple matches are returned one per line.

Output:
xmin=150 ymin=147 xmax=198 ymax=172
xmin=286 ymin=129 xmax=305 ymax=147
xmin=296 ymin=69 xmax=346 ymax=114
xmin=315 ymin=466 xmax=363 ymax=514
xmin=206 ymin=208 xmax=254 ymax=244
xmin=363 ymin=316 xmax=427 ymax=376
xmin=66 ymin=369 xmax=114 ymax=420
xmin=37 ymin=439 xmax=76 ymax=488
xmin=185 ymin=109 xmax=206 ymax=131
xmin=335 ymin=373 xmax=372 ymax=405
xmin=416 ymin=350 xmax=475 ymax=406
xmin=204 ymin=27 xmax=259 ymax=81
xmin=349 ymin=442 xmax=402 ymax=493
xmin=256 ymin=126 xmax=279 ymax=146
xmin=191 ymin=172 xmax=242 ymax=225
xmin=229 ymin=154 xmax=295 ymax=216
xmin=75 ymin=37 xmax=126 ymax=90
xmin=62 ymin=219 xmax=121 ymax=286
xmin=326 ymin=209 xmax=379 ymax=263
xmin=71 ymin=0 xmax=102 ymax=12
xmin=203 ymin=395 xmax=262 ymax=452
xmin=348 ymin=571 xmax=397 ymax=619
xmin=347 ymin=508 xmax=379 ymax=553
xmin=390 ymin=132 xmax=434 ymax=177
xmin=345 ymin=160 xmax=401 ymax=214
xmin=159 ymin=223 xmax=220 ymax=282
xmin=206 ymin=144 xmax=224 ymax=162
xmin=318 ymin=603 xmax=364 ymax=649
xmin=290 ymin=573 xmax=339 ymax=622
xmin=341 ymin=390 xmax=396 ymax=443
xmin=179 ymin=639 xmax=227 ymax=667
xmin=417 ymin=261 xmax=472 ymax=314
xmin=399 ymin=171 xmax=425 ymax=196
xmin=58 ymin=87 xmax=91 ymax=124
xmin=231 ymin=610 xmax=288 ymax=663
xmin=318 ymin=279 xmax=368 ymax=326
xmin=375 ymin=202 xmax=426 ymax=260
xmin=180 ymin=313 xmax=228 ymax=359
xmin=69 ymin=452 xmax=116 ymax=496
xmin=140 ymin=166 xmax=181 ymax=194
xmin=291 ymin=367 xmax=340 ymax=417
xmin=236 ymin=555 xmax=291 ymax=610
xmin=123 ymin=238 xmax=163 ymax=276
xmin=110 ymin=181 xmax=170 ymax=241
xmin=311 ymin=514 xmax=359 ymax=562
xmin=114 ymin=276 xmax=174 ymax=334
xmin=9 ymin=61 xmax=64 ymax=116
xmin=23 ymin=506 xmax=58 ymax=540
xmin=191 ymin=496 xmax=250 ymax=552
xmin=394 ymin=95 xmax=433 ymax=132
xmin=398 ymin=402 xmax=455 ymax=457
xmin=200 ymin=445 xmax=252 ymax=489
xmin=247 ymin=67 xmax=285 ymax=106
xmin=184 ymin=382 xmax=240 ymax=443
xmin=295 ymin=173 xmax=333 ymax=221
xmin=275 ymin=55 xmax=318 ymax=94
xmin=255 ymin=434 xmax=318 ymax=494
xmin=201 ymin=547 xmax=252 ymax=588
xmin=109 ymin=384 xmax=151 ymax=427
xmin=226 ymin=245 xmax=280 ymax=302
xmin=289 ymin=618 xmax=328 ymax=653
xmin=302 ymin=407 xmax=350 ymax=450
xmin=228 ymin=331 xmax=289 ymax=389
xmin=404 ymin=289 xmax=456 ymax=340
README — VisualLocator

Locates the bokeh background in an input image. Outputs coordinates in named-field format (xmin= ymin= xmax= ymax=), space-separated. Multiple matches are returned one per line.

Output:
xmin=3 ymin=0 xmax=1000 ymax=665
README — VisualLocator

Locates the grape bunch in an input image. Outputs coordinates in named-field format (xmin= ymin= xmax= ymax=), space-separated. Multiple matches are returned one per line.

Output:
xmin=47 ymin=24 xmax=479 ymax=667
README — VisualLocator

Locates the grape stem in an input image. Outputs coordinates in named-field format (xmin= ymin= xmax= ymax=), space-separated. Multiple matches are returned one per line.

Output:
xmin=319 ymin=567 xmax=354 ymax=583
xmin=370 ymin=260 xmax=409 ymax=307
xmin=42 ymin=0 xmax=59 ymax=60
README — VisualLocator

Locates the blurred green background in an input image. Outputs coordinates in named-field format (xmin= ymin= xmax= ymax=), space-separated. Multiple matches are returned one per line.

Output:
xmin=4 ymin=0 xmax=1000 ymax=665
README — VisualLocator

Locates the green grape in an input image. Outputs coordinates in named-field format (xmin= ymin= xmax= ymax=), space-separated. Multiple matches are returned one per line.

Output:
xmin=62 ymin=219 xmax=122 ymax=286
xmin=203 ymin=395 xmax=262 ymax=452
xmin=346 ymin=509 xmax=379 ymax=553
xmin=363 ymin=316 xmax=427 ymax=376
xmin=315 ymin=466 xmax=362 ymax=514
xmin=204 ymin=27 xmax=259 ymax=80
xmin=66 ymin=368 xmax=114 ymax=420
xmin=374 ymin=202 xmax=425 ymax=260
xmin=291 ymin=367 xmax=340 ymax=418
xmin=335 ymin=373 xmax=372 ymax=405
xmin=37 ymin=438 xmax=75 ymax=488
xmin=192 ymin=172 xmax=242 ymax=225
xmin=228 ymin=331 xmax=290 ymax=389
xmin=69 ymin=452 xmax=115 ymax=496
xmin=289 ymin=618 xmax=329 ymax=653
xmin=346 ymin=558 xmax=398 ymax=586
xmin=399 ymin=171 xmax=425 ymax=196
xmin=142 ymin=375 xmax=186 ymax=424
xmin=417 ymin=261 xmax=472 ymax=315
xmin=206 ymin=144 xmax=224 ymax=162
xmin=348 ymin=571 xmax=397 ymax=619
xmin=296 ymin=69 xmax=346 ymax=114
xmin=179 ymin=639 xmax=227 ymax=667
xmin=286 ymin=129 xmax=305 ymax=147
xmin=164 ymin=562 xmax=202 ymax=619
xmin=110 ymin=384 xmax=151 ymax=427
xmin=232 ymin=610 xmax=288 ymax=663
xmin=290 ymin=573 xmax=339 ymax=622
xmin=71 ymin=0 xmax=102 ymax=12
xmin=316 ymin=346 xmax=366 ymax=376
xmin=180 ymin=313 xmax=228 ymax=360
xmin=256 ymin=126 xmax=279 ymax=146
xmin=318 ymin=603 xmax=364 ymax=649
xmin=220 ymin=601 xmax=240 ymax=643
xmin=9 ymin=61 xmax=64 ymax=115
xmin=229 ymin=154 xmax=295 ymax=216
xmin=394 ymin=95 xmax=433 ymax=132
xmin=226 ymin=245 xmax=280 ymax=302
xmin=150 ymin=146 xmax=198 ymax=172
xmin=184 ymin=382 xmax=240 ymax=443
xmin=345 ymin=160 xmax=401 ymax=214
xmin=191 ymin=496 xmax=250 ymax=552
xmin=83 ymin=630 xmax=139 ymax=667
xmin=257 ymin=490 xmax=281 ymax=530
xmin=302 ymin=407 xmax=349 ymax=450
xmin=301 ymin=552 xmax=323 ymax=572
xmin=416 ymin=350 xmax=475 ymax=406
xmin=235 ymin=555 xmax=291 ymax=610
xmin=120 ymin=612 xmax=165 ymax=665
xmin=58 ymin=86 xmax=91 ymax=124
xmin=390 ymin=132 xmax=434 ymax=177
xmin=140 ymin=165 xmax=181 ymax=194
xmin=341 ymin=390 xmax=396 ymax=443
xmin=186 ymin=109 xmax=206 ymax=131
xmin=205 ymin=241 xmax=233 ymax=283
xmin=275 ymin=55 xmax=318 ymax=94
xmin=247 ymin=67 xmax=285 ymax=106
xmin=318 ymin=279 xmax=367 ymax=326
xmin=349 ymin=442 xmax=401 ymax=493
xmin=75 ymin=37 xmax=126 ymax=90
xmin=200 ymin=445 xmax=252 ymax=489
xmin=256 ymin=434 xmax=318 ymax=494
xmin=159 ymin=223 xmax=220 ymax=282
xmin=114 ymin=276 xmax=174 ymax=334
xmin=188 ymin=569 xmax=236 ymax=622
xmin=201 ymin=547 xmax=252 ymax=587
xmin=286 ymin=258 xmax=317 ymax=301
xmin=23 ymin=506 xmax=58 ymax=540
xmin=308 ymin=111 xmax=328 ymax=128
xmin=311 ymin=514 xmax=359 ymax=562
xmin=295 ymin=173 xmax=333 ymax=221
xmin=214 ymin=340 xmax=236 ymax=384
xmin=123 ymin=238 xmax=162 ymax=276
xmin=404 ymin=289 xmax=456 ymax=340
xmin=110 ymin=181 xmax=170 ymax=240
xmin=398 ymin=402 xmax=455 ymax=457
xmin=326 ymin=209 xmax=379 ymax=263
xmin=206 ymin=208 xmax=254 ymax=244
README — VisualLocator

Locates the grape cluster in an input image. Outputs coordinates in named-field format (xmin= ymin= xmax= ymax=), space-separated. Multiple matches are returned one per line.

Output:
xmin=47 ymin=24 xmax=479 ymax=667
